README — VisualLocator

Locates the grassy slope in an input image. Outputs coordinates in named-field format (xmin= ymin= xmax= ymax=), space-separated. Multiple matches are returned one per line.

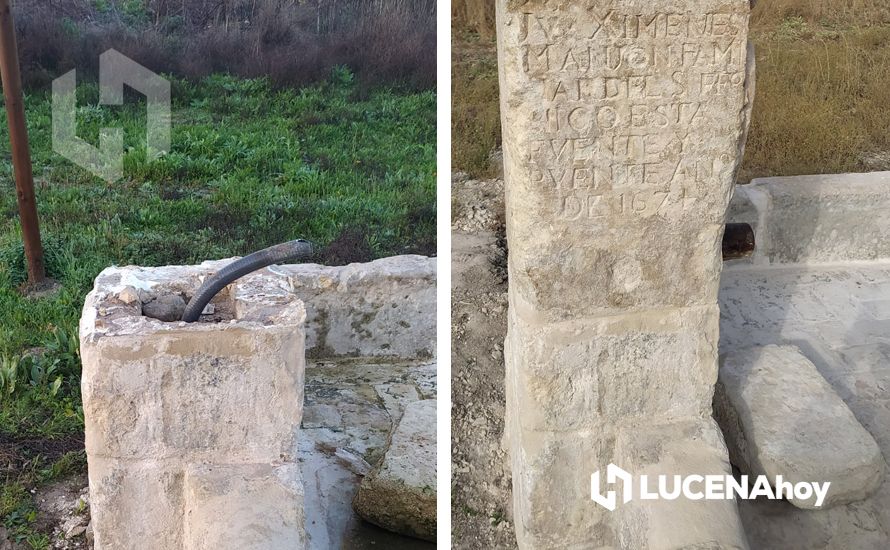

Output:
xmin=0 ymin=71 xmax=434 ymax=547
xmin=0 ymin=71 xmax=435 ymax=356
xmin=452 ymin=1 xmax=890 ymax=180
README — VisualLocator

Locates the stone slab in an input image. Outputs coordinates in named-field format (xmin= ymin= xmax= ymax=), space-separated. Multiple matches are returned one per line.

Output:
xmin=276 ymin=255 xmax=436 ymax=359
xmin=716 ymin=345 xmax=884 ymax=509
xmin=353 ymin=399 xmax=437 ymax=541
xmin=299 ymin=359 xmax=436 ymax=550
xmin=719 ymin=262 xmax=890 ymax=545
xmin=728 ymin=172 xmax=890 ymax=266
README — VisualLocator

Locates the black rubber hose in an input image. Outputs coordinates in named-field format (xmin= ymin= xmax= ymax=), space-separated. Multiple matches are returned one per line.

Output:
xmin=181 ymin=239 xmax=314 ymax=322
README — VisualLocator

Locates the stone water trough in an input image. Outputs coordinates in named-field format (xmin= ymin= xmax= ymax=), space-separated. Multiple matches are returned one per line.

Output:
xmin=79 ymin=255 xmax=436 ymax=549
xmin=716 ymin=172 xmax=890 ymax=548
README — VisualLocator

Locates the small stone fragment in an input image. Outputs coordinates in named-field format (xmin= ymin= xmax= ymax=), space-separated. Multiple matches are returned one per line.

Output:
xmin=0 ymin=526 xmax=12 ymax=550
xmin=66 ymin=525 xmax=86 ymax=539
xmin=117 ymin=286 xmax=140 ymax=304
xmin=334 ymin=448 xmax=372 ymax=476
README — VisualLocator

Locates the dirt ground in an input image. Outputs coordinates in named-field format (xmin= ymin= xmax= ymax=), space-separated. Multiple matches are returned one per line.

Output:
xmin=450 ymin=174 xmax=517 ymax=549
xmin=34 ymin=475 xmax=92 ymax=550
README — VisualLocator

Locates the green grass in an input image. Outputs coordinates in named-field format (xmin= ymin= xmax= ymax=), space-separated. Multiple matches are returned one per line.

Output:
xmin=0 ymin=68 xmax=435 ymax=546
xmin=0 ymin=69 xmax=435 ymax=355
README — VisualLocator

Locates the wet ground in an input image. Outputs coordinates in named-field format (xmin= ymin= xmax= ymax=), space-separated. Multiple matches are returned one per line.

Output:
xmin=300 ymin=358 xmax=437 ymax=550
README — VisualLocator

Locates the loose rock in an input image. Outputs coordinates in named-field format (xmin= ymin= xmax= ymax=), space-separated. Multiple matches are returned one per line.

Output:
xmin=117 ymin=286 xmax=140 ymax=305
xmin=141 ymin=293 xmax=186 ymax=322
xmin=716 ymin=345 xmax=885 ymax=509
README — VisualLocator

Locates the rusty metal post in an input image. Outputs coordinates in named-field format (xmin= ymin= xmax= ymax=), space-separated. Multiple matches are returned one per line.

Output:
xmin=0 ymin=0 xmax=44 ymax=285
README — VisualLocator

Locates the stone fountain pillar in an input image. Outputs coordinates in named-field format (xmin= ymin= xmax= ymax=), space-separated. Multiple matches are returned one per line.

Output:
xmin=497 ymin=1 xmax=756 ymax=547
xmin=80 ymin=264 xmax=306 ymax=550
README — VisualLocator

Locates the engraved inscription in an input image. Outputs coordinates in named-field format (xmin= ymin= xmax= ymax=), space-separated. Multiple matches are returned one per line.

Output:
xmin=514 ymin=6 xmax=748 ymax=221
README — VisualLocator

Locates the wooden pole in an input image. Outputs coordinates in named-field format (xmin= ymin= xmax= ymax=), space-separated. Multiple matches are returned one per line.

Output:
xmin=0 ymin=0 xmax=44 ymax=285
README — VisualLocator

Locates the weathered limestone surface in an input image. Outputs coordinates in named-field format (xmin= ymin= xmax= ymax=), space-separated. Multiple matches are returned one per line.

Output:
xmin=353 ymin=399 xmax=437 ymax=541
xmin=184 ymin=463 xmax=306 ymax=550
xmin=719 ymin=252 xmax=890 ymax=546
xmin=615 ymin=420 xmax=749 ymax=550
xmin=80 ymin=265 xmax=307 ymax=550
xmin=497 ymin=0 xmax=754 ymax=546
xmin=728 ymin=172 xmax=890 ymax=266
xmin=716 ymin=345 xmax=884 ymax=509
xmin=277 ymin=255 xmax=436 ymax=359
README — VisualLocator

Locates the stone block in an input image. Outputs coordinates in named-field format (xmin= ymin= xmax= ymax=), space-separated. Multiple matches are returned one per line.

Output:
xmin=278 ymin=255 xmax=436 ymax=359
xmin=499 ymin=0 xmax=754 ymax=323
xmin=184 ymin=463 xmax=306 ymax=550
xmin=353 ymin=399 xmax=437 ymax=541
xmin=508 ymin=304 xmax=720 ymax=431
xmin=727 ymin=172 xmax=890 ymax=266
xmin=716 ymin=345 xmax=885 ymax=509
xmin=80 ymin=264 xmax=307 ymax=549
xmin=82 ymin=326 xmax=303 ymax=463
xmin=87 ymin=457 xmax=185 ymax=550
xmin=508 ymin=424 xmax=617 ymax=549
xmin=614 ymin=420 xmax=750 ymax=550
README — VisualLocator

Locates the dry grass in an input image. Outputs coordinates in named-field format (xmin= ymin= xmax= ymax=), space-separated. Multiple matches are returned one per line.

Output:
xmin=15 ymin=0 xmax=436 ymax=90
xmin=452 ymin=0 xmax=495 ymax=39
xmin=452 ymin=32 xmax=501 ymax=178
xmin=751 ymin=0 xmax=890 ymax=28
xmin=452 ymin=1 xmax=890 ymax=180
xmin=741 ymin=24 xmax=890 ymax=180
